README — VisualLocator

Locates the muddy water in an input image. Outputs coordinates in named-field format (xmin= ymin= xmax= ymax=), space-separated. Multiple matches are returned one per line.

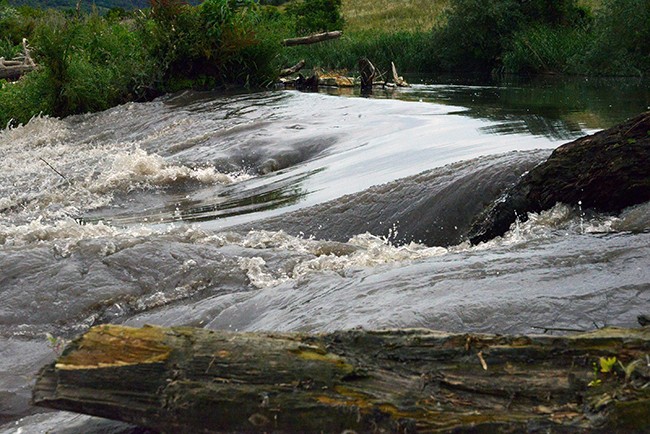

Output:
xmin=1 ymin=76 xmax=649 ymax=432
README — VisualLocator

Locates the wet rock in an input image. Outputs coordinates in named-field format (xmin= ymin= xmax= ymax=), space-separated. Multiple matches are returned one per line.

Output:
xmin=469 ymin=111 xmax=650 ymax=244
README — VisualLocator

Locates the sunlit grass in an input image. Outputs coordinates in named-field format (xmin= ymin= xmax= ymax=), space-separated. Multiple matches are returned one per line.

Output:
xmin=342 ymin=0 xmax=448 ymax=32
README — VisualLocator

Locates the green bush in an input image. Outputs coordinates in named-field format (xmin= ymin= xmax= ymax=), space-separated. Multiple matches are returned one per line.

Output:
xmin=503 ymin=24 xmax=591 ymax=74
xmin=0 ymin=69 xmax=54 ymax=128
xmin=429 ymin=0 xmax=588 ymax=73
xmin=286 ymin=0 xmax=343 ymax=36
xmin=283 ymin=30 xmax=431 ymax=73
xmin=0 ymin=37 xmax=19 ymax=58
xmin=32 ymin=12 xmax=157 ymax=116
xmin=583 ymin=0 xmax=650 ymax=76
xmin=0 ymin=2 xmax=40 ymax=45
xmin=142 ymin=0 xmax=285 ymax=90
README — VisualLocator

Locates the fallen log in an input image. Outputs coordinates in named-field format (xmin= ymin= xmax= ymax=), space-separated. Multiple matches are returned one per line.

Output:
xmin=468 ymin=110 xmax=650 ymax=244
xmin=279 ymin=59 xmax=306 ymax=77
xmin=0 ymin=63 xmax=35 ymax=79
xmin=282 ymin=30 xmax=342 ymax=47
xmin=33 ymin=324 xmax=650 ymax=433
xmin=0 ymin=39 xmax=36 ymax=80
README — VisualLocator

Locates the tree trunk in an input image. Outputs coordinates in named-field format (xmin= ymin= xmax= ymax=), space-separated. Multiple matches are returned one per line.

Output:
xmin=358 ymin=57 xmax=376 ymax=92
xmin=33 ymin=325 xmax=650 ymax=433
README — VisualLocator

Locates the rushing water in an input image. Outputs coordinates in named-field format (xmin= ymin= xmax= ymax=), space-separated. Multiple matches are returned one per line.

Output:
xmin=1 ymin=76 xmax=649 ymax=432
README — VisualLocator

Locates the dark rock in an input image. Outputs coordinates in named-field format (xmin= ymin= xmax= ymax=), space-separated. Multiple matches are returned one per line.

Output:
xmin=469 ymin=111 xmax=650 ymax=244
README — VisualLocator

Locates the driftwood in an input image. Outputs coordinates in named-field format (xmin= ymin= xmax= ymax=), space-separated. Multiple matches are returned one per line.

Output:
xmin=33 ymin=324 xmax=650 ymax=433
xmin=391 ymin=61 xmax=409 ymax=87
xmin=0 ymin=39 xmax=36 ymax=80
xmin=358 ymin=57 xmax=376 ymax=91
xmin=282 ymin=30 xmax=342 ymax=47
xmin=279 ymin=59 xmax=306 ymax=77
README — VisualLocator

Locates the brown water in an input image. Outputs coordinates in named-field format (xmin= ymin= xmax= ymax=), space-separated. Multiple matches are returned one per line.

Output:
xmin=1 ymin=76 xmax=649 ymax=432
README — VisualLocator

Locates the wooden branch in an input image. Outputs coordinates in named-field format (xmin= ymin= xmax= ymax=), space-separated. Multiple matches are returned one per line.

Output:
xmin=358 ymin=57 xmax=376 ymax=91
xmin=279 ymin=59 xmax=306 ymax=77
xmin=282 ymin=30 xmax=342 ymax=47
xmin=22 ymin=38 xmax=35 ymax=67
xmin=33 ymin=325 xmax=650 ymax=433
xmin=391 ymin=61 xmax=409 ymax=87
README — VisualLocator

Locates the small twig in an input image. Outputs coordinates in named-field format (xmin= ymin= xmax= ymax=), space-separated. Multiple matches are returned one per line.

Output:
xmin=477 ymin=351 xmax=488 ymax=371
xmin=39 ymin=157 xmax=70 ymax=184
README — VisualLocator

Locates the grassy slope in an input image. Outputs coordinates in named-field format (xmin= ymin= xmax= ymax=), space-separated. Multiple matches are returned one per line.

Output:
xmin=7 ymin=1 xmax=202 ymax=10
xmin=342 ymin=0 xmax=447 ymax=32
xmin=342 ymin=0 xmax=601 ymax=33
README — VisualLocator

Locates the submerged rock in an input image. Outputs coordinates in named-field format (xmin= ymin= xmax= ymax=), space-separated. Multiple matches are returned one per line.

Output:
xmin=469 ymin=111 xmax=650 ymax=244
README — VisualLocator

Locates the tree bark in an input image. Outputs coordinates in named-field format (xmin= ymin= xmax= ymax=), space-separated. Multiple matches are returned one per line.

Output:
xmin=282 ymin=31 xmax=342 ymax=47
xmin=33 ymin=325 xmax=650 ymax=433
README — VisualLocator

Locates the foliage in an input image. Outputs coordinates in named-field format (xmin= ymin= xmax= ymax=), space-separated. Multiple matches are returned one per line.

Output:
xmin=582 ymin=0 xmax=650 ymax=76
xmin=0 ymin=1 xmax=41 ymax=44
xmin=0 ymin=0 xmax=289 ymax=127
xmin=0 ymin=69 xmax=53 ymax=127
xmin=502 ymin=24 xmax=592 ymax=74
xmin=0 ymin=37 xmax=20 ymax=58
xmin=32 ymin=12 xmax=157 ymax=116
xmin=7 ymin=0 xmax=202 ymax=11
xmin=143 ymin=0 xmax=286 ymax=90
xmin=286 ymin=0 xmax=343 ymax=35
xmin=429 ymin=0 xmax=588 ymax=73
xmin=283 ymin=30 xmax=431 ymax=73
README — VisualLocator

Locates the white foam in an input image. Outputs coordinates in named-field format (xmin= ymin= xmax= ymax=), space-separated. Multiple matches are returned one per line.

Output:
xmin=475 ymin=203 xmax=622 ymax=250
xmin=89 ymin=148 xmax=248 ymax=194
xmin=227 ymin=230 xmax=449 ymax=288
xmin=0 ymin=115 xmax=250 ymax=245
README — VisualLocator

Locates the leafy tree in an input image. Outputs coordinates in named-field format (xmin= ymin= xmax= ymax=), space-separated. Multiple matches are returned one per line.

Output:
xmin=285 ymin=0 xmax=343 ymax=35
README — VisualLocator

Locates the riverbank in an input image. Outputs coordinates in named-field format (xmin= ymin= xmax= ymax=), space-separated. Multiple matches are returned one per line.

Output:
xmin=283 ymin=0 xmax=649 ymax=76
xmin=1 ymin=0 xmax=649 ymax=128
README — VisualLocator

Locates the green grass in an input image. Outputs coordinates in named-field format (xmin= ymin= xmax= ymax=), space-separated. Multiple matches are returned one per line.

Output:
xmin=342 ymin=0 xmax=448 ymax=32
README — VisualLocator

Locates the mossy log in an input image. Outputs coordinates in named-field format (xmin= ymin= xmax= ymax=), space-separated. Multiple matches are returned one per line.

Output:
xmin=33 ymin=325 xmax=650 ymax=433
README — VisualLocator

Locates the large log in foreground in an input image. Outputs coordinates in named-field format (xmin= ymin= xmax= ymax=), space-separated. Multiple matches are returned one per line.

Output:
xmin=33 ymin=325 xmax=650 ymax=433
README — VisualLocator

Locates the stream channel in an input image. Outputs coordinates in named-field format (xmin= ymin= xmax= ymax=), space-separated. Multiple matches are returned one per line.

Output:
xmin=1 ymin=75 xmax=649 ymax=433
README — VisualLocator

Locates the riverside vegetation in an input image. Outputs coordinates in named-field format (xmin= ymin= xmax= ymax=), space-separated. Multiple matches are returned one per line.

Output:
xmin=1 ymin=0 xmax=649 ymax=128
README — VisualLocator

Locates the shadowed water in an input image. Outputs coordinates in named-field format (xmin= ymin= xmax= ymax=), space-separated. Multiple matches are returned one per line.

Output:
xmin=1 ymin=77 xmax=649 ymax=432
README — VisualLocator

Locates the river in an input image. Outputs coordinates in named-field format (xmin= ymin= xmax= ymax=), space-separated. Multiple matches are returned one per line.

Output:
xmin=1 ymin=76 xmax=649 ymax=433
